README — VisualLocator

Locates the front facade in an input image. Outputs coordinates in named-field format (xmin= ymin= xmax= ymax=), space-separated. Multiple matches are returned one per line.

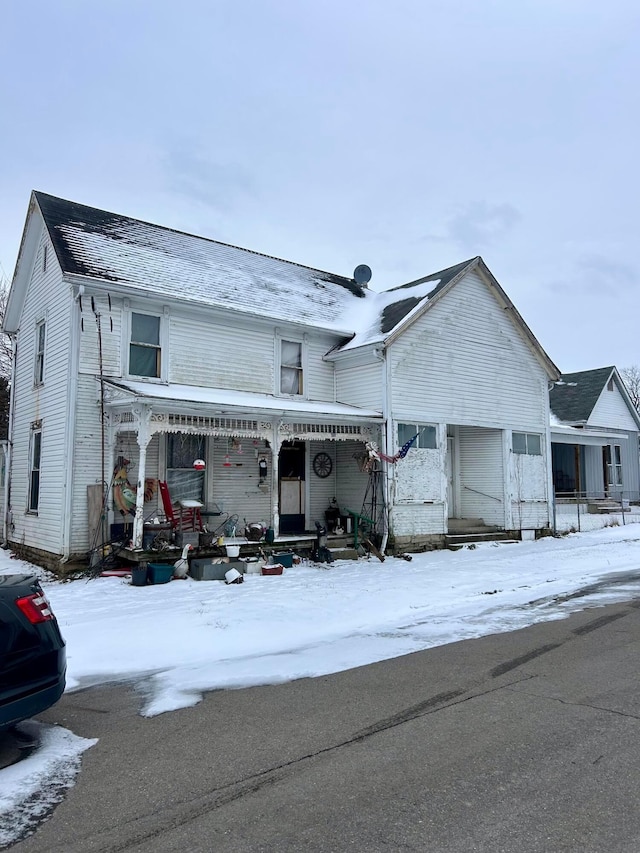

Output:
xmin=550 ymin=367 xmax=640 ymax=504
xmin=3 ymin=192 xmax=560 ymax=569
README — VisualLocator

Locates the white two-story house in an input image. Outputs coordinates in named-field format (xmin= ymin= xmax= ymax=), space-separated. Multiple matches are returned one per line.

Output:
xmin=3 ymin=192 xmax=560 ymax=570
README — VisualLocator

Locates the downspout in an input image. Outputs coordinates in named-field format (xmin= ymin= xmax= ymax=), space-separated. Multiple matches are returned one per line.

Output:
xmin=61 ymin=288 xmax=82 ymax=561
xmin=374 ymin=346 xmax=391 ymax=553
xmin=3 ymin=336 xmax=18 ymax=546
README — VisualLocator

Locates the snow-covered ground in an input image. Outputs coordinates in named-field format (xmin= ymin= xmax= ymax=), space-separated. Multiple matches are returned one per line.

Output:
xmin=3 ymin=521 xmax=640 ymax=847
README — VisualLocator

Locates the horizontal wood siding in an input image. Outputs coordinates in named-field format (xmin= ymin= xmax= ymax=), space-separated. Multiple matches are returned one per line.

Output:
xmin=306 ymin=337 xmax=336 ymax=402
xmin=78 ymin=293 xmax=123 ymax=377
xmin=458 ymin=426 xmax=505 ymax=526
xmin=395 ymin=449 xmax=443 ymax=502
xmin=389 ymin=270 xmax=548 ymax=431
xmin=9 ymin=227 xmax=72 ymax=556
xmin=210 ymin=437 xmax=273 ymax=528
xmin=170 ymin=314 xmax=273 ymax=392
xmin=336 ymin=441 xmax=372 ymax=519
xmin=308 ymin=440 xmax=337 ymax=526
xmin=583 ymin=445 xmax=605 ymax=495
xmin=590 ymin=385 xmax=638 ymax=432
xmin=335 ymin=362 xmax=384 ymax=410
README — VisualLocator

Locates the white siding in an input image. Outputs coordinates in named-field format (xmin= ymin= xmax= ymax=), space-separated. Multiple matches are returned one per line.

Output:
xmin=306 ymin=336 xmax=337 ymax=402
xmin=170 ymin=314 xmax=274 ymax=392
xmin=307 ymin=440 xmax=337 ymax=526
xmin=589 ymin=382 xmax=639 ymax=432
xmin=210 ymin=437 xmax=273 ymax=529
xmin=335 ymin=441 xmax=371 ymax=520
xmin=390 ymin=504 xmax=447 ymax=537
xmin=388 ymin=270 xmax=548 ymax=431
xmin=458 ymin=426 xmax=505 ymax=526
xmin=336 ymin=362 xmax=384 ymax=411
xmin=9 ymin=227 xmax=73 ymax=555
xmin=395 ymin=449 xmax=442 ymax=502
xmin=78 ymin=293 xmax=123 ymax=377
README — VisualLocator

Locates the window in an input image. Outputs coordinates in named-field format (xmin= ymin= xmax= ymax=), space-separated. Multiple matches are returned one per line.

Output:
xmin=28 ymin=426 xmax=42 ymax=513
xmin=513 ymin=432 xmax=542 ymax=455
xmin=167 ymin=433 xmax=205 ymax=502
xmin=280 ymin=340 xmax=303 ymax=395
xmin=130 ymin=313 xmax=161 ymax=378
xmin=43 ymin=245 xmax=48 ymax=273
xmin=34 ymin=321 xmax=45 ymax=385
xmin=605 ymin=444 xmax=623 ymax=487
xmin=397 ymin=423 xmax=437 ymax=451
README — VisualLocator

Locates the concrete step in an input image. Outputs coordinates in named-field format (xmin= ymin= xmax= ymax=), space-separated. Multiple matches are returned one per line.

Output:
xmin=444 ymin=532 xmax=516 ymax=549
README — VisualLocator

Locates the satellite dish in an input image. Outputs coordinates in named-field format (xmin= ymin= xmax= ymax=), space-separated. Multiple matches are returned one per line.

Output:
xmin=353 ymin=264 xmax=372 ymax=285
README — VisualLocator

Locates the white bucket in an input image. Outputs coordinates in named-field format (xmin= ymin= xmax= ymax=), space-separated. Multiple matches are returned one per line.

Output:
xmin=225 ymin=544 xmax=240 ymax=558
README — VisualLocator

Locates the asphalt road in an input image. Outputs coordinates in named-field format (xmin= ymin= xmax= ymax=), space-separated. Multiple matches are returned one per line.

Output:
xmin=11 ymin=597 xmax=640 ymax=853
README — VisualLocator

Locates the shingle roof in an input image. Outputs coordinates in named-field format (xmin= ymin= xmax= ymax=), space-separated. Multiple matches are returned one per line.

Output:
xmin=379 ymin=259 xmax=477 ymax=335
xmin=549 ymin=366 xmax=615 ymax=423
xmin=34 ymin=192 xmax=366 ymax=332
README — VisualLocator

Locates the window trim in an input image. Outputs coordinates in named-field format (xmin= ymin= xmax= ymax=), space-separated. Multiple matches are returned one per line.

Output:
xmin=605 ymin=443 xmax=623 ymax=487
xmin=34 ymin=320 xmax=45 ymax=386
xmin=28 ymin=424 xmax=42 ymax=514
xmin=512 ymin=432 xmax=542 ymax=456
xmin=126 ymin=307 xmax=166 ymax=381
xmin=278 ymin=337 xmax=305 ymax=397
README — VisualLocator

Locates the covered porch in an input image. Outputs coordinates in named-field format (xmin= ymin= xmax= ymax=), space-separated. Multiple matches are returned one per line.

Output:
xmin=103 ymin=380 xmax=383 ymax=550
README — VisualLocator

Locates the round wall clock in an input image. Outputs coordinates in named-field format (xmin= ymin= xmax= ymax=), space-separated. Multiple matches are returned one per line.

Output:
xmin=313 ymin=451 xmax=333 ymax=478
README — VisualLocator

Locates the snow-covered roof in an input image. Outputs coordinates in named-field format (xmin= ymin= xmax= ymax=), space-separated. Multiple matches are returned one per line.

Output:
xmin=103 ymin=379 xmax=383 ymax=421
xmin=34 ymin=192 xmax=367 ymax=334
xmin=333 ymin=258 xmax=477 ymax=353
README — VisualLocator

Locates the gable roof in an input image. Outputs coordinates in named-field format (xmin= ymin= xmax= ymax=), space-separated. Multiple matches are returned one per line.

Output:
xmin=549 ymin=366 xmax=640 ymax=430
xmin=549 ymin=366 xmax=615 ymax=423
xmin=31 ymin=192 xmax=366 ymax=333
xmin=330 ymin=257 xmax=560 ymax=379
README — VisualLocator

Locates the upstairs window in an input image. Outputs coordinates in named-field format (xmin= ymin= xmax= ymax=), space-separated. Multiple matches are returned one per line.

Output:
xmin=280 ymin=340 xmax=303 ymax=395
xmin=397 ymin=423 xmax=437 ymax=451
xmin=130 ymin=312 xmax=161 ymax=378
xmin=28 ymin=425 xmax=42 ymax=513
xmin=34 ymin=321 xmax=45 ymax=385
xmin=513 ymin=432 xmax=542 ymax=455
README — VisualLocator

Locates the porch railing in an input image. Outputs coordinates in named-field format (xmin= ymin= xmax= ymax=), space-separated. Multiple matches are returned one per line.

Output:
xmin=553 ymin=490 xmax=640 ymax=533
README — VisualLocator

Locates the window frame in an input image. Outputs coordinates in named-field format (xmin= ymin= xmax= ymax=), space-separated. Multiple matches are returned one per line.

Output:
xmin=396 ymin=423 xmax=438 ymax=451
xmin=34 ymin=320 xmax=45 ymax=386
xmin=279 ymin=338 xmax=304 ymax=397
xmin=128 ymin=310 xmax=163 ymax=380
xmin=166 ymin=433 xmax=206 ymax=503
xmin=512 ymin=432 xmax=542 ymax=456
xmin=605 ymin=444 xmax=623 ymax=487
xmin=28 ymin=425 xmax=42 ymax=514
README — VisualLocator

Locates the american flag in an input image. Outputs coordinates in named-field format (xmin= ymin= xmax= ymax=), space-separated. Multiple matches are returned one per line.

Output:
xmin=397 ymin=432 xmax=420 ymax=459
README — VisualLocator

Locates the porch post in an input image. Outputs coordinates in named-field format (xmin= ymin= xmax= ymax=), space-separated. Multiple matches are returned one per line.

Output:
xmin=132 ymin=404 xmax=152 ymax=549
xmin=272 ymin=422 xmax=281 ymax=535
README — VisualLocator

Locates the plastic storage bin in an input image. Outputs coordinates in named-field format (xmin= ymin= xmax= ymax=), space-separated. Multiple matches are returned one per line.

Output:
xmin=262 ymin=564 xmax=284 ymax=576
xmin=273 ymin=552 xmax=294 ymax=568
xmin=147 ymin=563 xmax=174 ymax=584
xmin=189 ymin=560 xmax=229 ymax=581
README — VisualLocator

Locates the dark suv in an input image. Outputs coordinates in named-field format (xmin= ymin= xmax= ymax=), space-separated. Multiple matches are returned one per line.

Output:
xmin=0 ymin=574 xmax=66 ymax=730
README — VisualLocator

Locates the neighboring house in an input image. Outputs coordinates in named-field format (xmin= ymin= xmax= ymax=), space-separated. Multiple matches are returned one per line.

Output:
xmin=3 ymin=191 xmax=560 ymax=570
xmin=550 ymin=367 xmax=640 ymax=504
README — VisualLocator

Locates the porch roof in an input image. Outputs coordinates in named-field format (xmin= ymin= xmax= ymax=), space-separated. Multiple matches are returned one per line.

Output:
xmin=551 ymin=424 xmax=628 ymax=446
xmin=103 ymin=379 xmax=383 ymax=422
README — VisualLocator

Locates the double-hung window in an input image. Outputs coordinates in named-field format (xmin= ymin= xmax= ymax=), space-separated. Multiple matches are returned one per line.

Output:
xmin=28 ymin=425 xmax=42 ymax=513
xmin=280 ymin=340 xmax=303 ymax=396
xmin=605 ymin=444 xmax=623 ymax=487
xmin=513 ymin=432 xmax=542 ymax=455
xmin=34 ymin=321 xmax=45 ymax=385
xmin=130 ymin=312 xmax=161 ymax=378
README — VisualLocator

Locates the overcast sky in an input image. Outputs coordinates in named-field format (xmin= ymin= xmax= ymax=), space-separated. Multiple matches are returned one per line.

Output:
xmin=1 ymin=0 xmax=638 ymax=372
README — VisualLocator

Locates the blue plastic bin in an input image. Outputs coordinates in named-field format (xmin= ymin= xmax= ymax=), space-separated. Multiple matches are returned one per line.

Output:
xmin=147 ymin=563 xmax=174 ymax=584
